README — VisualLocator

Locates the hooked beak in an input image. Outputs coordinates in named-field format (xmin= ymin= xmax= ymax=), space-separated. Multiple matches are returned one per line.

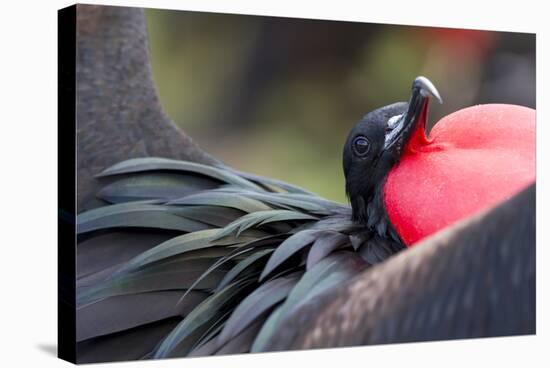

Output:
xmin=384 ymin=76 xmax=442 ymax=151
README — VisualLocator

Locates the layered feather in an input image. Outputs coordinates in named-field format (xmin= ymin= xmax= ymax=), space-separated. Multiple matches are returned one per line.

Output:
xmin=76 ymin=157 xmax=404 ymax=362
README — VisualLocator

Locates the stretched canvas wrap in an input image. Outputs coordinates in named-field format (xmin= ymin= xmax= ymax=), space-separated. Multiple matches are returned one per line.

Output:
xmin=58 ymin=4 xmax=536 ymax=364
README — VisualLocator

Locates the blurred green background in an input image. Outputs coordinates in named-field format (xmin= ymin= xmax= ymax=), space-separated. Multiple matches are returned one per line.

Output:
xmin=145 ymin=9 xmax=535 ymax=203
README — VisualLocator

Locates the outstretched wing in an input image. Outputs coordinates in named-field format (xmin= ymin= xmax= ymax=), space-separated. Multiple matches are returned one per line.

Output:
xmin=76 ymin=157 xmax=403 ymax=363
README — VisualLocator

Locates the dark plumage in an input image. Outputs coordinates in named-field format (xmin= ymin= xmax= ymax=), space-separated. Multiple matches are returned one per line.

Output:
xmin=74 ymin=76 xmax=461 ymax=361
xmin=74 ymin=5 xmax=218 ymax=211
xmin=75 ymin=156 xmax=402 ymax=362
xmin=67 ymin=5 xmax=535 ymax=364
xmin=264 ymin=183 xmax=535 ymax=350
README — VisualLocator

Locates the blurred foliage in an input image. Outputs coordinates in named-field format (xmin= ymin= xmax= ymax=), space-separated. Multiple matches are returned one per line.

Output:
xmin=145 ymin=9 xmax=535 ymax=203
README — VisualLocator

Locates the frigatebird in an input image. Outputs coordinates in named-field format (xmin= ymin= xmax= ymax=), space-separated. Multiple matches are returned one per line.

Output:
xmin=64 ymin=5 xmax=535 ymax=364
xmin=75 ymin=76 xmax=534 ymax=361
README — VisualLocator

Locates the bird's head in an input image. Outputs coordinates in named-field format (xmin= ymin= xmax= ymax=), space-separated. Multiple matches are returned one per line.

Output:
xmin=343 ymin=76 xmax=442 ymax=227
xmin=343 ymin=76 xmax=534 ymax=247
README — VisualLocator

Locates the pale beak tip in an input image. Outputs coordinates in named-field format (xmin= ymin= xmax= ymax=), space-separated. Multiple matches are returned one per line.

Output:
xmin=413 ymin=76 xmax=443 ymax=104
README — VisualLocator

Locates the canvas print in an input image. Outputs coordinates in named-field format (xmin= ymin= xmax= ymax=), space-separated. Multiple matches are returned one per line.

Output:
xmin=58 ymin=4 xmax=535 ymax=364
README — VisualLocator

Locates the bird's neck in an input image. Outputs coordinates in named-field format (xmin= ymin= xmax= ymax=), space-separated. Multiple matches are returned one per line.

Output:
xmin=350 ymin=177 xmax=403 ymax=246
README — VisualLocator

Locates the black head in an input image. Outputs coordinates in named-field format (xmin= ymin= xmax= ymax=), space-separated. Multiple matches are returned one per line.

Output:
xmin=343 ymin=102 xmax=408 ymax=226
xmin=343 ymin=76 xmax=442 ymax=229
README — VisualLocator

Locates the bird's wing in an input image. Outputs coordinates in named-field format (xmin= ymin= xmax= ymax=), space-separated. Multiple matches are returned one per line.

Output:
xmin=262 ymin=183 xmax=535 ymax=350
xmin=76 ymin=157 xmax=399 ymax=363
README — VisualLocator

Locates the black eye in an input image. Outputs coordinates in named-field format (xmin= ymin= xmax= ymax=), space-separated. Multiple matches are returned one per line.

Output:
xmin=352 ymin=136 xmax=371 ymax=157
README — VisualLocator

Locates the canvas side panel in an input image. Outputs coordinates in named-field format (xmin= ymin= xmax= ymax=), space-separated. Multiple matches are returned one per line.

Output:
xmin=58 ymin=4 xmax=77 ymax=364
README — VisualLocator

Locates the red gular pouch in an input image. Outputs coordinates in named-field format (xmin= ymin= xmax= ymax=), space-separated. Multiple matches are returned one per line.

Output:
xmin=384 ymin=103 xmax=535 ymax=246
